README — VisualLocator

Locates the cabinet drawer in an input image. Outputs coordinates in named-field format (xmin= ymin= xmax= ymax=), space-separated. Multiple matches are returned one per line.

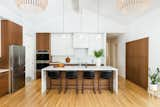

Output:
xmin=0 ymin=72 xmax=9 ymax=97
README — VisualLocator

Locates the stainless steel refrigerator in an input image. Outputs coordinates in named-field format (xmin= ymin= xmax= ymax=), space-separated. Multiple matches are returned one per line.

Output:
xmin=9 ymin=45 xmax=25 ymax=93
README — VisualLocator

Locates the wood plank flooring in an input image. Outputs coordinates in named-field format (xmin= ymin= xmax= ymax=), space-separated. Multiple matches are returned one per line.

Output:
xmin=0 ymin=77 xmax=160 ymax=107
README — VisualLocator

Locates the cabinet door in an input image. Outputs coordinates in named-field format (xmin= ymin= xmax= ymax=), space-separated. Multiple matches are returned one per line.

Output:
xmin=126 ymin=38 xmax=148 ymax=89
xmin=0 ymin=20 xmax=1 ymax=58
xmin=80 ymin=0 xmax=98 ymax=33
xmin=73 ymin=34 xmax=88 ymax=48
xmin=36 ymin=33 xmax=50 ymax=51
xmin=0 ymin=20 xmax=9 ymax=68
xmin=51 ymin=34 xmax=74 ymax=56
xmin=56 ymin=0 xmax=63 ymax=32
xmin=88 ymin=34 xmax=104 ymax=55
xmin=8 ymin=21 xmax=23 ymax=45
xmin=0 ymin=20 xmax=23 ymax=68
xmin=64 ymin=0 xmax=80 ymax=32
xmin=81 ymin=9 xmax=98 ymax=33
xmin=0 ymin=72 xmax=9 ymax=97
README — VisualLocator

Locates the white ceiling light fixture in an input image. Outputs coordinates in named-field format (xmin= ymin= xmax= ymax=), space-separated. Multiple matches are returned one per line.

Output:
xmin=117 ymin=0 xmax=150 ymax=15
xmin=16 ymin=0 xmax=48 ymax=13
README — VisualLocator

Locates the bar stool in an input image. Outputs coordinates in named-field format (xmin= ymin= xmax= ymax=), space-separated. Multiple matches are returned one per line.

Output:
xmin=48 ymin=71 xmax=62 ymax=93
xmin=64 ymin=71 xmax=78 ymax=94
xmin=82 ymin=71 xmax=96 ymax=94
xmin=98 ymin=71 xmax=113 ymax=93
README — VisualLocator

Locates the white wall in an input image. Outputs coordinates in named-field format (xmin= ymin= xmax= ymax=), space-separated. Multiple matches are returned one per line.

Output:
xmin=23 ymin=21 xmax=36 ymax=80
xmin=23 ymin=31 xmax=36 ymax=80
xmin=117 ymin=8 xmax=160 ymax=78
xmin=0 ymin=4 xmax=22 ymax=25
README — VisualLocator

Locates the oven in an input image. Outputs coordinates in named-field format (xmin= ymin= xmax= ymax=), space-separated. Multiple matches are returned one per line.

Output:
xmin=36 ymin=51 xmax=49 ymax=60
xmin=36 ymin=50 xmax=50 ymax=71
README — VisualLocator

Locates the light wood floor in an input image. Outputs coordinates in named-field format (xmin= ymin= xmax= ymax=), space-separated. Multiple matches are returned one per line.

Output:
xmin=0 ymin=77 xmax=160 ymax=107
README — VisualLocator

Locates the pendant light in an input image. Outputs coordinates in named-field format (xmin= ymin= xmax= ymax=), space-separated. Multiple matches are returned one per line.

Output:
xmin=117 ymin=0 xmax=150 ymax=14
xmin=16 ymin=0 xmax=48 ymax=13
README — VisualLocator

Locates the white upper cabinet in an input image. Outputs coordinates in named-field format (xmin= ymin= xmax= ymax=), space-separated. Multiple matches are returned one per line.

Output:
xmin=54 ymin=0 xmax=63 ymax=32
xmin=64 ymin=0 xmax=81 ymax=32
xmin=81 ymin=9 xmax=98 ymax=33
xmin=53 ymin=0 xmax=102 ymax=33
xmin=80 ymin=0 xmax=98 ymax=33
xmin=51 ymin=34 xmax=74 ymax=56
xmin=44 ymin=0 xmax=63 ymax=32
xmin=88 ymin=34 xmax=104 ymax=55
xmin=73 ymin=34 xmax=89 ymax=48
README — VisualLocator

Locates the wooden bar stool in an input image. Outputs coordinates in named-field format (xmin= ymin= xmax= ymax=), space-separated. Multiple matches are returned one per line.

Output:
xmin=64 ymin=71 xmax=78 ymax=94
xmin=98 ymin=71 xmax=113 ymax=93
xmin=82 ymin=71 xmax=96 ymax=94
xmin=47 ymin=71 xmax=62 ymax=93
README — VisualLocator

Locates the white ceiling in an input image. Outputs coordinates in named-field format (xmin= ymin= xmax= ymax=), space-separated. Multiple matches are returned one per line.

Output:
xmin=0 ymin=0 xmax=160 ymax=28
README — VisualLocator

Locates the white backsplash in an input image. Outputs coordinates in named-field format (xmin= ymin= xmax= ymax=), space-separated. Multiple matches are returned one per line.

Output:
xmin=52 ymin=48 xmax=104 ymax=64
xmin=52 ymin=48 xmax=94 ymax=64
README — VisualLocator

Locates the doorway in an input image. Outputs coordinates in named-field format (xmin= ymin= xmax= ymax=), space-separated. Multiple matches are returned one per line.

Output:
xmin=106 ymin=34 xmax=119 ymax=68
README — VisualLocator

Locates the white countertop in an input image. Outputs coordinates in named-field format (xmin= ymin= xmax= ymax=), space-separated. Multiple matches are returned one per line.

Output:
xmin=42 ymin=66 xmax=118 ymax=71
xmin=0 ymin=69 xmax=9 ymax=73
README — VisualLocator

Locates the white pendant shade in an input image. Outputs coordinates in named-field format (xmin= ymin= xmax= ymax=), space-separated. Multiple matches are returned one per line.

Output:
xmin=16 ymin=0 xmax=48 ymax=13
xmin=117 ymin=0 xmax=150 ymax=14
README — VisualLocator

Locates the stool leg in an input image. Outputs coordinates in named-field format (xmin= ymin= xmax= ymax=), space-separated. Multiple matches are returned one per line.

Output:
xmin=107 ymin=79 xmax=109 ymax=91
xmin=98 ymin=78 xmax=101 ymax=94
xmin=82 ymin=78 xmax=84 ymax=94
xmin=109 ymin=78 xmax=112 ymax=92
xmin=76 ymin=78 xmax=78 ymax=94
xmin=111 ymin=77 xmax=113 ymax=93
xmin=58 ymin=78 xmax=62 ymax=94
xmin=110 ymin=79 xmax=112 ymax=91
xmin=60 ymin=77 xmax=62 ymax=92
xmin=64 ymin=79 xmax=68 ymax=94
xmin=93 ymin=79 xmax=96 ymax=94
xmin=50 ymin=78 xmax=52 ymax=89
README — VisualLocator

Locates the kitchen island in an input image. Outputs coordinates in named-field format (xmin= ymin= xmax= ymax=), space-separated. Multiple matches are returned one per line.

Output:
xmin=41 ymin=66 xmax=118 ymax=95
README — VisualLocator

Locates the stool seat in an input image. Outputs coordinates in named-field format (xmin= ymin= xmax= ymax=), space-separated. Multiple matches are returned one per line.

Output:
xmin=66 ymin=71 xmax=77 ymax=79
xmin=100 ymin=71 xmax=113 ymax=79
xmin=83 ymin=71 xmax=95 ymax=79
xmin=48 ymin=71 xmax=60 ymax=79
